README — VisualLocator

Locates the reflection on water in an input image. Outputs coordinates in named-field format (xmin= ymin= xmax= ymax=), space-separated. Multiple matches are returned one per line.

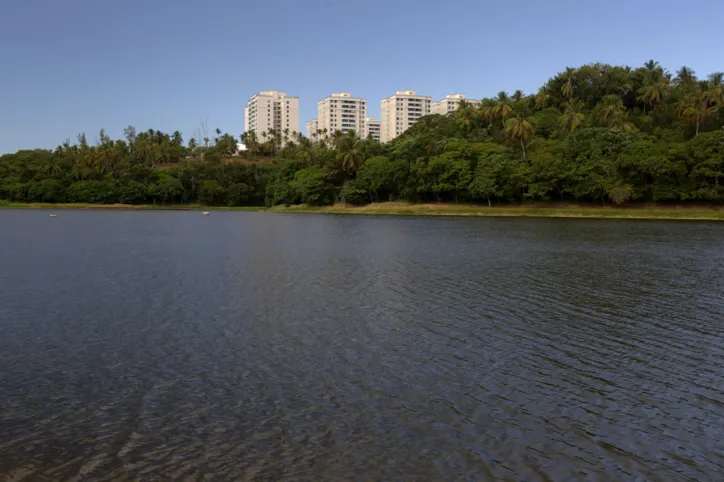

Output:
xmin=1 ymin=210 xmax=724 ymax=480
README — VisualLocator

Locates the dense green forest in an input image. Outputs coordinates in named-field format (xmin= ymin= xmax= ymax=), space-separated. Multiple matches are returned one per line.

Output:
xmin=2 ymin=61 xmax=723 ymax=207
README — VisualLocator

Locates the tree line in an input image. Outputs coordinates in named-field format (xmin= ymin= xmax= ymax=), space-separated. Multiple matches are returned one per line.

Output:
xmin=2 ymin=60 xmax=723 ymax=207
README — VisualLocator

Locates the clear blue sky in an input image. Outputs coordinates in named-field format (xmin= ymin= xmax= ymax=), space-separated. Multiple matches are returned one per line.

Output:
xmin=1 ymin=0 xmax=723 ymax=154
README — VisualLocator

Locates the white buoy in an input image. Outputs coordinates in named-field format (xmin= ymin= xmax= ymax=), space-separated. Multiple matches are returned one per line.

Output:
xmin=202 ymin=212 xmax=210 ymax=216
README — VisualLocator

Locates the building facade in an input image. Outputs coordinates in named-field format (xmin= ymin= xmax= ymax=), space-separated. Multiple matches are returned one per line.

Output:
xmin=306 ymin=119 xmax=318 ymax=139
xmin=431 ymin=93 xmax=480 ymax=115
xmin=244 ymin=90 xmax=300 ymax=136
xmin=380 ymin=90 xmax=432 ymax=143
xmin=317 ymin=92 xmax=367 ymax=137
xmin=364 ymin=117 xmax=381 ymax=141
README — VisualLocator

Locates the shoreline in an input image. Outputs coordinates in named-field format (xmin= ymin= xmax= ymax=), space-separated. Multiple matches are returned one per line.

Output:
xmin=271 ymin=203 xmax=724 ymax=221
xmin=3 ymin=201 xmax=724 ymax=220
xmin=0 ymin=202 xmax=263 ymax=211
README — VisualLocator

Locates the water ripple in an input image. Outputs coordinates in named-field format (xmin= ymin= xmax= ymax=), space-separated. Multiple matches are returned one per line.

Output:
xmin=1 ymin=211 xmax=724 ymax=480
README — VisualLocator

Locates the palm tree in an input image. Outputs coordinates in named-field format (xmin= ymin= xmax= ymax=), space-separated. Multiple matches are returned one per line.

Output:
xmin=331 ymin=129 xmax=344 ymax=147
xmin=171 ymin=131 xmax=183 ymax=146
xmin=561 ymin=67 xmax=576 ymax=100
xmin=643 ymin=60 xmax=661 ymax=73
xmin=637 ymin=79 xmax=667 ymax=114
xmin=71 ymin=162 xmax=91 ymax=180
xmin=534 ymin=88 xmax=550 ymax=109
xmin=479 ymin=99 xmax=496 ymax=127
xmin=493 ymin=91 xmax=513 ymax=129
xmin=678 ymin=92 xmax=715 ymax=136
xmin=266 ymin=128 xmax=278 ymax=155
xmin=242 ymin=131 xmax=259 ymax=156
xmin=705 ymin=72 xmax=723 ymax=107
xmin=336 ymin=131 xmax=364 ymax=175
xmin=609 ymin=114 xmax=636 ymax=133
xmin=559 ymin=99 xmax=586 ymax=140
xmin=511 ymin=90 xmax=524 ymax=102
xmin=39 ymin=158 xmax=63 ymax=178
xmin=188 ymin=137 xmax=197 ymax=151
xmin=454 ymin=100 xmax=475 ymax=133
xmin=673 ymin=66 xmax=697 ymax=89
xmin=505 ymin=114 xmax=534 ymax=160
xmin=597 ymin=94 xmax=626 ymax=125
xmin=297 ymin=137 xmax=315 ymax=166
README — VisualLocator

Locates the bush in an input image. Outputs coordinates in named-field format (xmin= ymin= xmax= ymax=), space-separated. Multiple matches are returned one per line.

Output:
xmin=339 ymin=180 xmax=369 ymax=205
xmin=199 ymin=180 xmax=226 ymax=205
xmin=227 ymin=183 xmax=253 ymax=206
xmin=1 ymin=183 xmax=29 ymax=202
xmin=150 ymin=176 xmax=186 ymax=204
xmin=609 ymin=184 xmax=633 ymax=205
xmin=26 ymin=179 xmax=66 ymax=203
xmin=67 ymin=181 xmax=117 ymax=203
xmin=291 ymin=167 xmax=332 ymax=205
xmin=117 ymin=181 xmax=148 ymax=204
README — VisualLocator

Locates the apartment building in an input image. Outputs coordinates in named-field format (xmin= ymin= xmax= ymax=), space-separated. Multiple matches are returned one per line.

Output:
xmin=306 ymin=119 xmax=318 ymax=138
xmin=431 ymin=93 xmax=480 ymax=115
xmin=244 ymin=90 xmax=300 ymax=136
xmin=317 ymin=92 xmax=367 ymax=137
xmin=364 ymin=117 xmax=381 ymax=141
xmin=380 ymin=90 xmax=432 ymax=143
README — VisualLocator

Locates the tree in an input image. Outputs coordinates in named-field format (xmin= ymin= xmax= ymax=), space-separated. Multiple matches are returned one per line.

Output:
xmin=27 ymin=179 xmax=66 ymax=203
xmin=336 ymin=131 xmax=364 ymax=176
xmin=559 ymin=99 xmax=586 ymax=140
xmin=241 ymin=131 xmax=260 ymax=157
xmin=673 ymin=66 xmax=696 ymax=89
xmin=152 ymin=176 xmax=185 ymax=204
xmin=357 ymin=155 xmax=407 ymax=202
xmin=704 ymin=73 xmax=723 ymax=109
xmin=227 ymin=183 xmax=253 ymax=206
xmin=678 ymin=92 xmax=716 ymax=136
xmin=199 ymin=180 xmax=225 ymax=204
xmin=493 ymin=91 xmax=513 ymax=129
xmin=291 ymin=167 xmax=332 ymax=205
xmin=561 ymin=67 xmax=575 ymax=100
xmin=505 ymin=114 xmax=534 ymax=160
xmin=39 ymin=157 xmax=64 ymax=178
xmin=5 ymin=60 xmax=724 ymax=210
xmin=534 ymin=88 xmax=550 ymax=109
xmin=637 ymin=78 xmax=668 ymax=114
xmin=597 ymin=95 xmax=625 ymax=125
xmin=479 ymin=99 xmax=496 ymax=128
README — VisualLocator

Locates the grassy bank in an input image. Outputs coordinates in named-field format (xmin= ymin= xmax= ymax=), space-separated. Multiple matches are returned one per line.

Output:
xmin=270 ymin=202 xmax=724 ymax=221
xmin=0 ymin=202 xmax=263 ymax=211
xmin=4 ymin=201 xmax=724 ymax=220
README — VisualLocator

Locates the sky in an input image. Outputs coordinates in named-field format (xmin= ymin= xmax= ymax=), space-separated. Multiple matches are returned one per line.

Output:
xmin=1 ymin=0 xmax=723 ymax=154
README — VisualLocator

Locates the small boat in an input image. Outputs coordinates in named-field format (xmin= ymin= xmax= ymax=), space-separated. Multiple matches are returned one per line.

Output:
xmin=202 ymin=212 xmax=210 ymax=216
xmin=49 ymin=214 xmax=57 ymax=217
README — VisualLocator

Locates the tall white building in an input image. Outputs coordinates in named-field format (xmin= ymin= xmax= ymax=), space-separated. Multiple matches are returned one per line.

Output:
xmin=306 ymin=119 xmax=318 ymax=139
xmin=244 ymin=90 xmax=300 ymax=136
xmin=380 ymin=90 xmax=432 ymax=143
xmin=364 ymin=117 xmax=381 ymax=141
xmin=431 ymin=93 xmax=480 ymax=115
xmin=317 ymin=92 xmax=367 ymax=137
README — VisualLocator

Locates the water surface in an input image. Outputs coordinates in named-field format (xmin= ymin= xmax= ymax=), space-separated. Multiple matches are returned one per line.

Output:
xmin=1 ymin=210 xmax=724 ymax=480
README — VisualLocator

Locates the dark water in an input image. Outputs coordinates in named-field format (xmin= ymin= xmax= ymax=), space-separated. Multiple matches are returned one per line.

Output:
xmin=1 ymin=211 xmax=724 ymax=481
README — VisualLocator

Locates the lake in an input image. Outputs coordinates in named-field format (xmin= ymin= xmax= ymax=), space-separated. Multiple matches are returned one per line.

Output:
xmin=1 ymin=210 xmax=724 ymax=480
